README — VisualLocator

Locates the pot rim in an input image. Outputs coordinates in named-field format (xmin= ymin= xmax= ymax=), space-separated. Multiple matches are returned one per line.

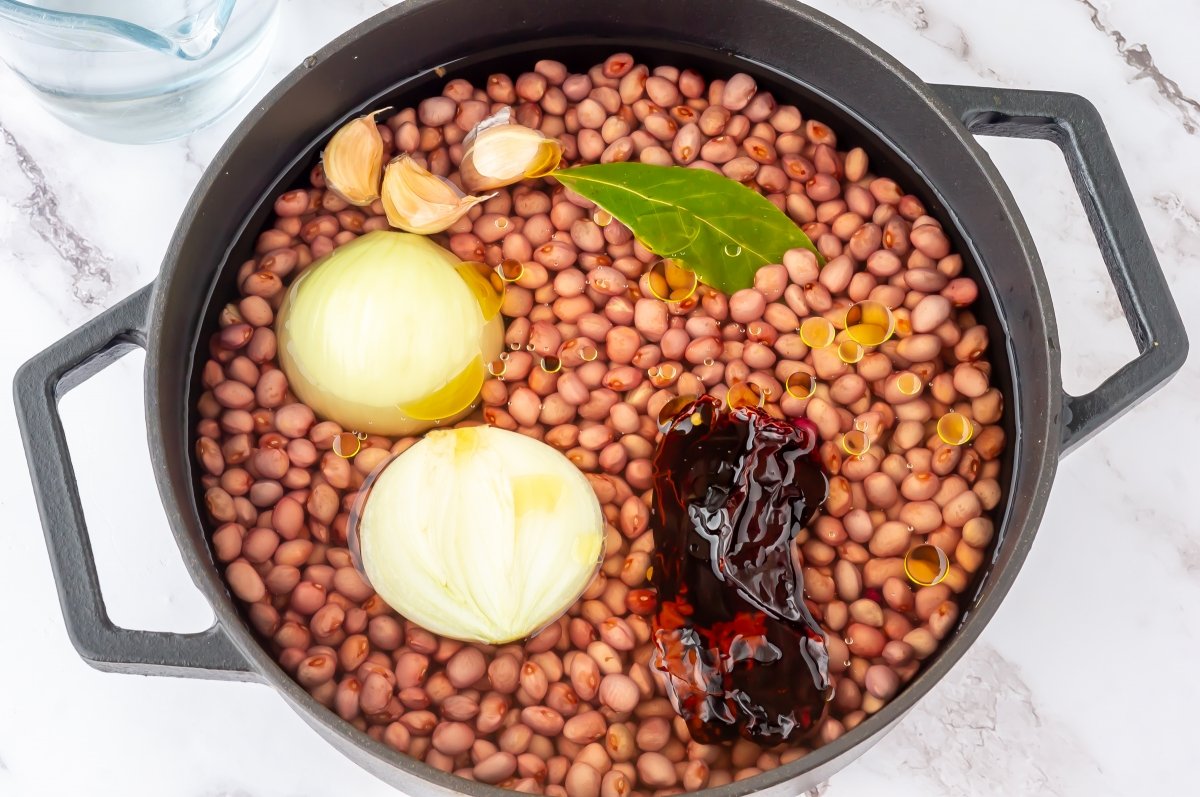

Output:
xmin=148 ymin=1 xmax=1060 ymax=794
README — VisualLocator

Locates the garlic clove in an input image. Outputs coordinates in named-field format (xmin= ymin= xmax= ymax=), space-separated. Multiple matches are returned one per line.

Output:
xmin=381 ymin=154 xmax=494 ymax=234
xmin=460 ymin=108 xmax=564 ymax=192
xmin=322 ymin=109 xmax=387 ymax=206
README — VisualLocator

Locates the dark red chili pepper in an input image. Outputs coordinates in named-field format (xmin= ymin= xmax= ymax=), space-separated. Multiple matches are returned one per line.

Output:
xmin=650 ymin=395 xmax=831 ymax=743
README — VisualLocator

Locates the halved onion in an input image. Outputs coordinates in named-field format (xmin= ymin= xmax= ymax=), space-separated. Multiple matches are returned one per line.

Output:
xmin=356 ymin=426 xmax=605 ymax=644
xmin=275 ymin=231 xmax=502 ymax=436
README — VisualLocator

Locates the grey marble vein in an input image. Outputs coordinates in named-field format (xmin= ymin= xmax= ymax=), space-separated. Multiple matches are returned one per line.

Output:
xmin=853 ymin=643 xmax=1111 ymax=796
xmin=851 ymin=0 xmax=1005 ymax=82
xmin=869 ymin=0 xmax=929 ymax=29
xmin=1078 ymin=0 xmax=1200 ymax=134
xmin=844 ymin=0 xmax=926 ymax=30
xmin=1155 ymin=192 xmax=1200 ymax=235
xmin=183 ymin=138 xmax=206 ymax=174
xmin=0 ymin=122 xmax=114 ymax=307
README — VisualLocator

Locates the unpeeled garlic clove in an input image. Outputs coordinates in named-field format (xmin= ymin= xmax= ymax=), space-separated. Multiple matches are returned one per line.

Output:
xmin=322 ymin=109 xmax=387 ymax=206
xmin=381 ymin=154 xmax=494 ymax=234
xmin=460 ymin=107 xmax=564 ymax=192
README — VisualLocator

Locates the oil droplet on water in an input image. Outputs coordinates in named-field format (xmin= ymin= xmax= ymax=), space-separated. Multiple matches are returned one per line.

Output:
xmin=540 ymin=356 xmax=562 ymax=374
xmin=455 ymin=263 xmax=504 ymax=320
xmin=785 ymin=371 xmax=817 ymax=400
xmin=843 ymin=300 xmax=896 ymax=347
xmin=355 ymin=431 xmax=368 ymax=441
xmin=937 ymin=411 xmax=975 ymax=446
xmin=702 ymin=357 xmax=715 ymax=367
xmin=487 ymin=358 xmax=507 ymax=378
xmin=593 ymin=209 xmax=613 ymax=227
xmin=494 ymin=217 xmax=510 ymax=230
xmin=904 ymin=543 xmax=950 ymax=587
xmin=657 ymin=393 xmax=699 ymax=430
xmin=332 ymin=432 xmax=361 ymax=459
xmin=841 ymin=429 xmax=871 ymax=458
xmin=837 ymin=339 xmax=865 ymax=364
xmin=897 ymin=372 xmax=923 ymax=396
xmin=724 ymin=243 xmax=742 ymax=257
xmin=525 ymin=343 xmax=536 ymax=352
xmin=509 ymin=342 xmax=521 ymax=351
xmin=799 ymin=317 xmax=835 ymax=349
xmin=725 ymin=381 xmax=765 ymax=411
xmin=648 ymin=363 xmax=679 ymax=388
xmin=647 ymin=258 xmax=699 ymax=304
xmin=580 ymin=343 xmax=599 ymax=362
xmin=497 ymin=258 xmax=525 ymax=283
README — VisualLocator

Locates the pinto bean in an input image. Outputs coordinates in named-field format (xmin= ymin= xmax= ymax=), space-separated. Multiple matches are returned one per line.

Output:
xmin=953 ymin=363 xmax=990 ymax=398
xmin=226 ymin=559 xmax=265 ymax=602
xmin=521 ymin=705 xmax=565 ymax=737
xmin=833 ymin=560 xmax=863 ymax=602
xmin=942 ymin=489 xmax=982 ymax=527
xmin=910 ymin=225 xmax=951 ymax=259
xmin=865 ymin=665 xmax=900 ymax=700
xmin=911 ymin=294 xmax=951 ymax=332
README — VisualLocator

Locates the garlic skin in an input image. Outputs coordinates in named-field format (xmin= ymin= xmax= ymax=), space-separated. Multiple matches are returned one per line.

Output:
xmin=358 ymin=426 xmax=605 ymax=645
xmin=460 ymin=108 xmax=564 ymax=192
xmin=276 ymin=231 xmax=502 ymax=436
xmin=381 ymin=154 xmax=493 ymax=234
xmin=322 ymin=110 xmax=387 ymax=206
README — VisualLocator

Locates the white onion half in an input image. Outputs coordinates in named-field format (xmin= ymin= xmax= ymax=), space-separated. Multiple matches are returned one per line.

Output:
xmin=357 ymin=426 xmax=605 ymax=644
xmin=276 ymin=231 xmax=502 ymax=436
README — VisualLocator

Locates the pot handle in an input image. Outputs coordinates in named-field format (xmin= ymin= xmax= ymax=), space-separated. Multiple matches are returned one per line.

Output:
xmin=14 ymin=285 xmax=256 ymax=681
xmin=933 ymin=84 xmax=1187 ymax=454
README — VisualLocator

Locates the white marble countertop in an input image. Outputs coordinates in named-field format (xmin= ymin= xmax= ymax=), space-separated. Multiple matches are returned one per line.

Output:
xmin=2 ymin=1 xmax=1197 ymax=795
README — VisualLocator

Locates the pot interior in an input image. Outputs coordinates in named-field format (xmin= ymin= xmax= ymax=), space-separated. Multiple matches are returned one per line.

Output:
xmin=183 ymin=32 xmax=1022 ymax=795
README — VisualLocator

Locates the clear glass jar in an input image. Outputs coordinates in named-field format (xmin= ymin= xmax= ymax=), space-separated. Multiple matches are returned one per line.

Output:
xmin=0 ymin=1 xmax=280 ymax=144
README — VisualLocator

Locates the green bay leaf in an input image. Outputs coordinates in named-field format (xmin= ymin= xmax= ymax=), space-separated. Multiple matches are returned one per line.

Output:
xmin=553 ymin=163 xmax=821 ymax=294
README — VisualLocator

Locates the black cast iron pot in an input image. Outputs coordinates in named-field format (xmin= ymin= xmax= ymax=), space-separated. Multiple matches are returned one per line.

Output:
xmin=15 ymin=0 xmax=1187 ymax=794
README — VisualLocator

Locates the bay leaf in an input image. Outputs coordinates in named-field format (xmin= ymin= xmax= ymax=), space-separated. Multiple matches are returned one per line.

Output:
xmin=553 ymin=163 xmax=821 ymax=293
